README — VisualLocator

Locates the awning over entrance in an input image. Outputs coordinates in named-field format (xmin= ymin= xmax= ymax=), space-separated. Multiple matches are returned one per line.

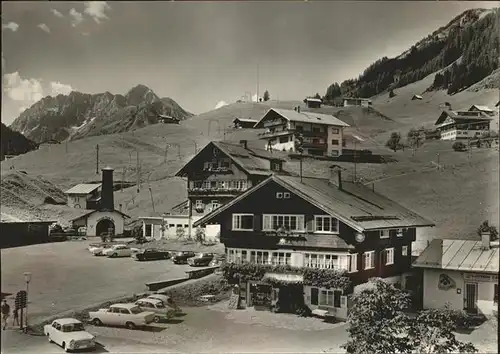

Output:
xmin=263 ymin=272 xmax=304 ymax=283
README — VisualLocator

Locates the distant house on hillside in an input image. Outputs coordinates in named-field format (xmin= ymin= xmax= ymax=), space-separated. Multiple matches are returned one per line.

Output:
xmin=411 ymin=94 xmax=423 ymax=100
xmin=254 ymin=107 xmax=350 ymax=157
xmin=343 ymin=97 xmax=372 ymax=107
xmin=158 ymin=114 xmax=180 ymax=124
xmin=468 ymin=105 xmax=495 ymax=116
xmin=304 ymin=98 xmax=322 ymax=109
xmin=233 ymin=118 xmax=258 ymax=129
xmin=65 ymin=183 xmax=102 ymax=209
xmin=434 ymin=110 xmax=492 ymax=141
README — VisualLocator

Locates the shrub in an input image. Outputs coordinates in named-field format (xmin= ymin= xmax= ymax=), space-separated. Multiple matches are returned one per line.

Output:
xmin=452 ymin=141 xmax=467 ymax=151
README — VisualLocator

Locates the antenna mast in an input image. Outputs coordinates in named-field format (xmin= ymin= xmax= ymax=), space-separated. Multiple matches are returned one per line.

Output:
xmin=257 ymin=64 xmax=260 ymax=102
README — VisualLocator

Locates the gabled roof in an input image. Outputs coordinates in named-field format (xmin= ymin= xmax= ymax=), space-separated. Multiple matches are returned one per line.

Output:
xmin=413 ymin=239 xmax=499 ymax=274
xmin=305 ymin=98 xmax=322 ymax=103
xmin=175 ymin=141 xmax=288 ymax=177
xmin=233 ymin=118 xmax=258 ymax=123
xmin=70 ymin=209 xmax=130 ymax=221
xmin=468 ymin=105 xmax=493 ymax=113
xmin=342 ymin=97 xmax=371 ymax=102
xmin=495 ymin=101 xmax=499 ymax=107
xmin=435 ymin=110 xmax=492 ymax=125
xmin=65 ymin=183 xmax=101 ymax=195
xmin=194 ymin=175 xmax=435 ymax=232
xmin=254 ymin=108 xmax=349 ymax=129
xmin=158 ymin=114 xmax=180 ymax=121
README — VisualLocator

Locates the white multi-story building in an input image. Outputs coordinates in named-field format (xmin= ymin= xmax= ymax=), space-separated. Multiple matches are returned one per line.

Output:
xmin=435 ymin=110 xmax=492 ymax=141
xmin=254 ymin=107 xmax=350 ymax=157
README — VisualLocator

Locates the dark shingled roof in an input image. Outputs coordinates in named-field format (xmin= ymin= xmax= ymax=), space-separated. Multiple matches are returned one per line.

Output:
xmin=435 ymin=110 xmax=493 ymax=125
xmin=176 ymin=141 xmax=289 ymax=177
xmin=194 ymin=175 xmax=435 ymax=232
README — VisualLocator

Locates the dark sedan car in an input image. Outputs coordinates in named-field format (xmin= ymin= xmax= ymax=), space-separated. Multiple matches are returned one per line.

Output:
xmin=188 ymin=253 xmax=214 ymax=267
xmin=172 ymin=251 xmax=196 ymax=264
xmin=135 ymin=248 xmax=171 ymax=261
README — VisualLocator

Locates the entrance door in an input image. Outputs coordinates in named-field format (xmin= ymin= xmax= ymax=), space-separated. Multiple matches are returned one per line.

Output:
xmin=464 ymin=283 xmax=478 ymax=314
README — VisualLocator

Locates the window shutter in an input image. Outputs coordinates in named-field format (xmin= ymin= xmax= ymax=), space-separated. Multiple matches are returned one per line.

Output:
xmin=297 ymin=215 xmax=305 ymax=231
xmin=232 ymin=215 xmax=238 ymax=230
xmin=340 ymin=296 xmax=347 ymax=308
xmin=263 ymin=215 xmax=271 ymax=231
xmin=253 ymin=214 xmax=260 ymax=231
xmin=306 ymin=218 xmax=314 ymax=232
xmin=310 ymin=287 xmax=319 ymax=305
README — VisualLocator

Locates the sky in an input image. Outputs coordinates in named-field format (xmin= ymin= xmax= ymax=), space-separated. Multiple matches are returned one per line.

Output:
xmin=1 ymin=1 xmax=497 ymax=124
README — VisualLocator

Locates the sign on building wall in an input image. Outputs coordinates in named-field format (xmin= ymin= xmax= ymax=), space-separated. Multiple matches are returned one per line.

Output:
xmin=463 ymin=273 xmax=498 ymax=283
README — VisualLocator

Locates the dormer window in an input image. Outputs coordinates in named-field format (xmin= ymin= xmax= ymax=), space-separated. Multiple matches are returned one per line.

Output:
xmin=271 ymin=161 xmax=282 ymax=171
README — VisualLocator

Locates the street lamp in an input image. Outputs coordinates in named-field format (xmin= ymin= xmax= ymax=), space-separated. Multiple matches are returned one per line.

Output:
xmin=23 ymin=272 xmax=31 ymax=333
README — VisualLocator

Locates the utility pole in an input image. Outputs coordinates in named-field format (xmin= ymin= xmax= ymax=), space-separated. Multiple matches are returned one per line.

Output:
xmin=65 ymin=139 xmax=68 ymax=154
xmin=96 ymin=144 xmax=99 ymax=174
xmin=121 ymin=168 xmax=126 ymax=192
xmin=437 ymin=152 xmax=440 ymax=170
xmin=148 ymin=187 xmax=155 ymax=213
xmin=164 ymin=144 xmax=169 ymax=163
xmin=257 ymin=64 xmax=260 ymax=102
xmin=354 ymin=139 xmax=357 ymax=183
xmin=136 ymin=150 xmax=140 ymax=193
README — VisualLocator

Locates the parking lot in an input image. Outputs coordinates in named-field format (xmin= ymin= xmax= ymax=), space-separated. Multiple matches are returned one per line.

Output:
xmin=1 ymin=240 xmax=195 ymax=323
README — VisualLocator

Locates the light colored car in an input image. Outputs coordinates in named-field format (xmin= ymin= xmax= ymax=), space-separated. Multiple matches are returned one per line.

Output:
xmin=43 ymin=318 xmax=96 ymax=352
xmin=91 ymin=243 xmax=114 ymax=256
xmin=103 ymin=244 xmax=132 ymax=258
xmin=88 ymin=303 xmax=155 ymax=330
xmin=134 ymin=298 xmax=176 ymax=322
xmin=148 ymin=294 xmax=182 ymax=314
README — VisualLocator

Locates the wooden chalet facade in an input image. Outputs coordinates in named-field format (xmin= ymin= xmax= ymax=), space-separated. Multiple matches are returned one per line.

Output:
xmin=194 ymin=171 xmax=434 ymax=319
xmin=175 ymin=140 xmax=288 ymax=237
xmin=435 ymin=110 xmax=492 ymax=141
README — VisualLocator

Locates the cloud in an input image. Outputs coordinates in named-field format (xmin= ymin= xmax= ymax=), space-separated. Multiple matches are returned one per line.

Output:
xmin=84 ymin=1 xmax=111 ymax=23
xmin=37 ymin=23 xmax=51 ymax=33
xmin=215 ymin=100 xmax=228 ymax=109
xmin=51 ymin=9 xmax=64 ymax=18
xmin=2 ymin=22 xmax=19 ymax=32
xmin=50 ymin=81 xmax=74 ymax=95
xmin=3 ymin=72 xmax=44 ymax=103
xmin=69 ymin=8 xmax=84 ymax=27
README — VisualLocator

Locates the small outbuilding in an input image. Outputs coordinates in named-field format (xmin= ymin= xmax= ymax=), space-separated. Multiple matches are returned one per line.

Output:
xmin=0 ymin=217 xmax=56 ymax=248
xmin=233 ymin=118 xmax=258 ymax=129
xmin=304 ymin=98 xmax=322 ymax=109
xmin=411 ymin=94 xmax=423 ymax=100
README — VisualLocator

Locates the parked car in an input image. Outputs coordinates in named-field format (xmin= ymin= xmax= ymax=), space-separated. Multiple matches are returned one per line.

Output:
xmin=209 ymin=254 xmax=226 ymax=267
xmin=88 ymin=243 xmax=107 ymax=253
xmin=148 ymin=294 xmax=182 ymax=314
xmin=103 ymin=244 xmax=132 ymax=258
xmin=134 ymin=248 xmax=171 ymax=261
xmin=91 ymin=243 xmax=114 ymax=256
xmin=44 ymin=318 xmax=96 ymax=352
xmin=88 ymin=303 xmax=155 ymax=329
xmin=172 ymin=251 xmax=196 ymax=264
xmin=188 ymin=252 xmax=214 ymax=267
xmin=134 ymin=298 xmax=176 ymax=322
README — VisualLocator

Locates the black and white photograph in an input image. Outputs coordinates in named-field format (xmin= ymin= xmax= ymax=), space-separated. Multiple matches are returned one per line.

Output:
xmin=1 ymin=1 xmax=498 ymax=353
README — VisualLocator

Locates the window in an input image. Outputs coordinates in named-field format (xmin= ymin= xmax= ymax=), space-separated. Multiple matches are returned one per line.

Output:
xmin=232 ymin=214 xmax=254 ymax=231
xmin=380 ymin=230 xmax=390 ymax=239
xmin=314 ymin=216 xmax=338 ymax=233
xmin=396 ymin=228 xmax=404 ymax=237
xmin=210 ymin=181 xmax=217 ymax=188
xmin=211 ymin=200 xmax=220 ymax=209
xmin=276 ymin=192 xmax=283 ymax=199
xmin=271 ymin=162 xmax=282 ymax=171
xmin=194 ymin=181 xmax=202 ymax=188
xmin=271 ymin=252 xmax=291 ymax=265
xmin=195 ymin=200 xmax=203 ymax=209
xmin=283 ymin=192 xmax=291 ymax=199
xmin=383 ymin=248 xmax=394 ymax=265
xmin=304 ymin=253 xmax=348 ymax=270
xmin=319 ymin=289 xmax=342 ymax=308
xmin=169 ymin=224 xmax=175 ymax=228
xmin=203 ymin=181 xmax=210 ymax=189
xmin=176 ymin=224 xmax=182 ymax=228
xmin=145 ymin=224 xmax=152 ymax=237
xmin=250 ymin=251 xmax=269 ymax=265
xmin=331 ymin=139 xmax=339 ymax=145
xmin=363 ymin=251 xmax=375 ymax=269
xmin=184 ymin=224 xmax=189 ymax=228
xmin=402 ymin=245 xmax=408 ymax=256
xmin=349 ymin=253 xmax=358 ymax=272
xmin=263 ymin=214 xmax=305 ymax=231
xmin=332 ymin=128 xmax=339 ymax=134
xmin=241 ymin=250 xmax=247 ymax=263
xmin=220 ymin=159 xmax=230 ymax=168
xmin=279 ymin=136 xmax=289 ymax=144
xmin=330 ymin=150 xmax=339 ymax=157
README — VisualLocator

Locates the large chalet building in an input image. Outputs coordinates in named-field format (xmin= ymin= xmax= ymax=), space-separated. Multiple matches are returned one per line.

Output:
xmin=435 ymin=108 xmax=493 ymax=141
xmin=194 ymin=169 xmax=434 ymax=319
xmin=254 ymin=107 xmax=349 ymax=157
xmin=173 ymin=140 xmax=288 ymax=238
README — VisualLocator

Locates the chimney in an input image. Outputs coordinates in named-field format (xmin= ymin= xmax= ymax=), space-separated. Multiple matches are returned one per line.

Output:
xmin=297 ymin=106 xmax=301 ymax=113
xmin=481 ymin=231 xmax=491 ymax=250
xmin=101 ymin=167 xmax=115 ymax=211
xmin=329 ymin=166 xmax=342 ymax=190
xmin=239 ymin=140 xmax=248 ymax=149
xmin=294 ymin=106 xmax=297 ymax=112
